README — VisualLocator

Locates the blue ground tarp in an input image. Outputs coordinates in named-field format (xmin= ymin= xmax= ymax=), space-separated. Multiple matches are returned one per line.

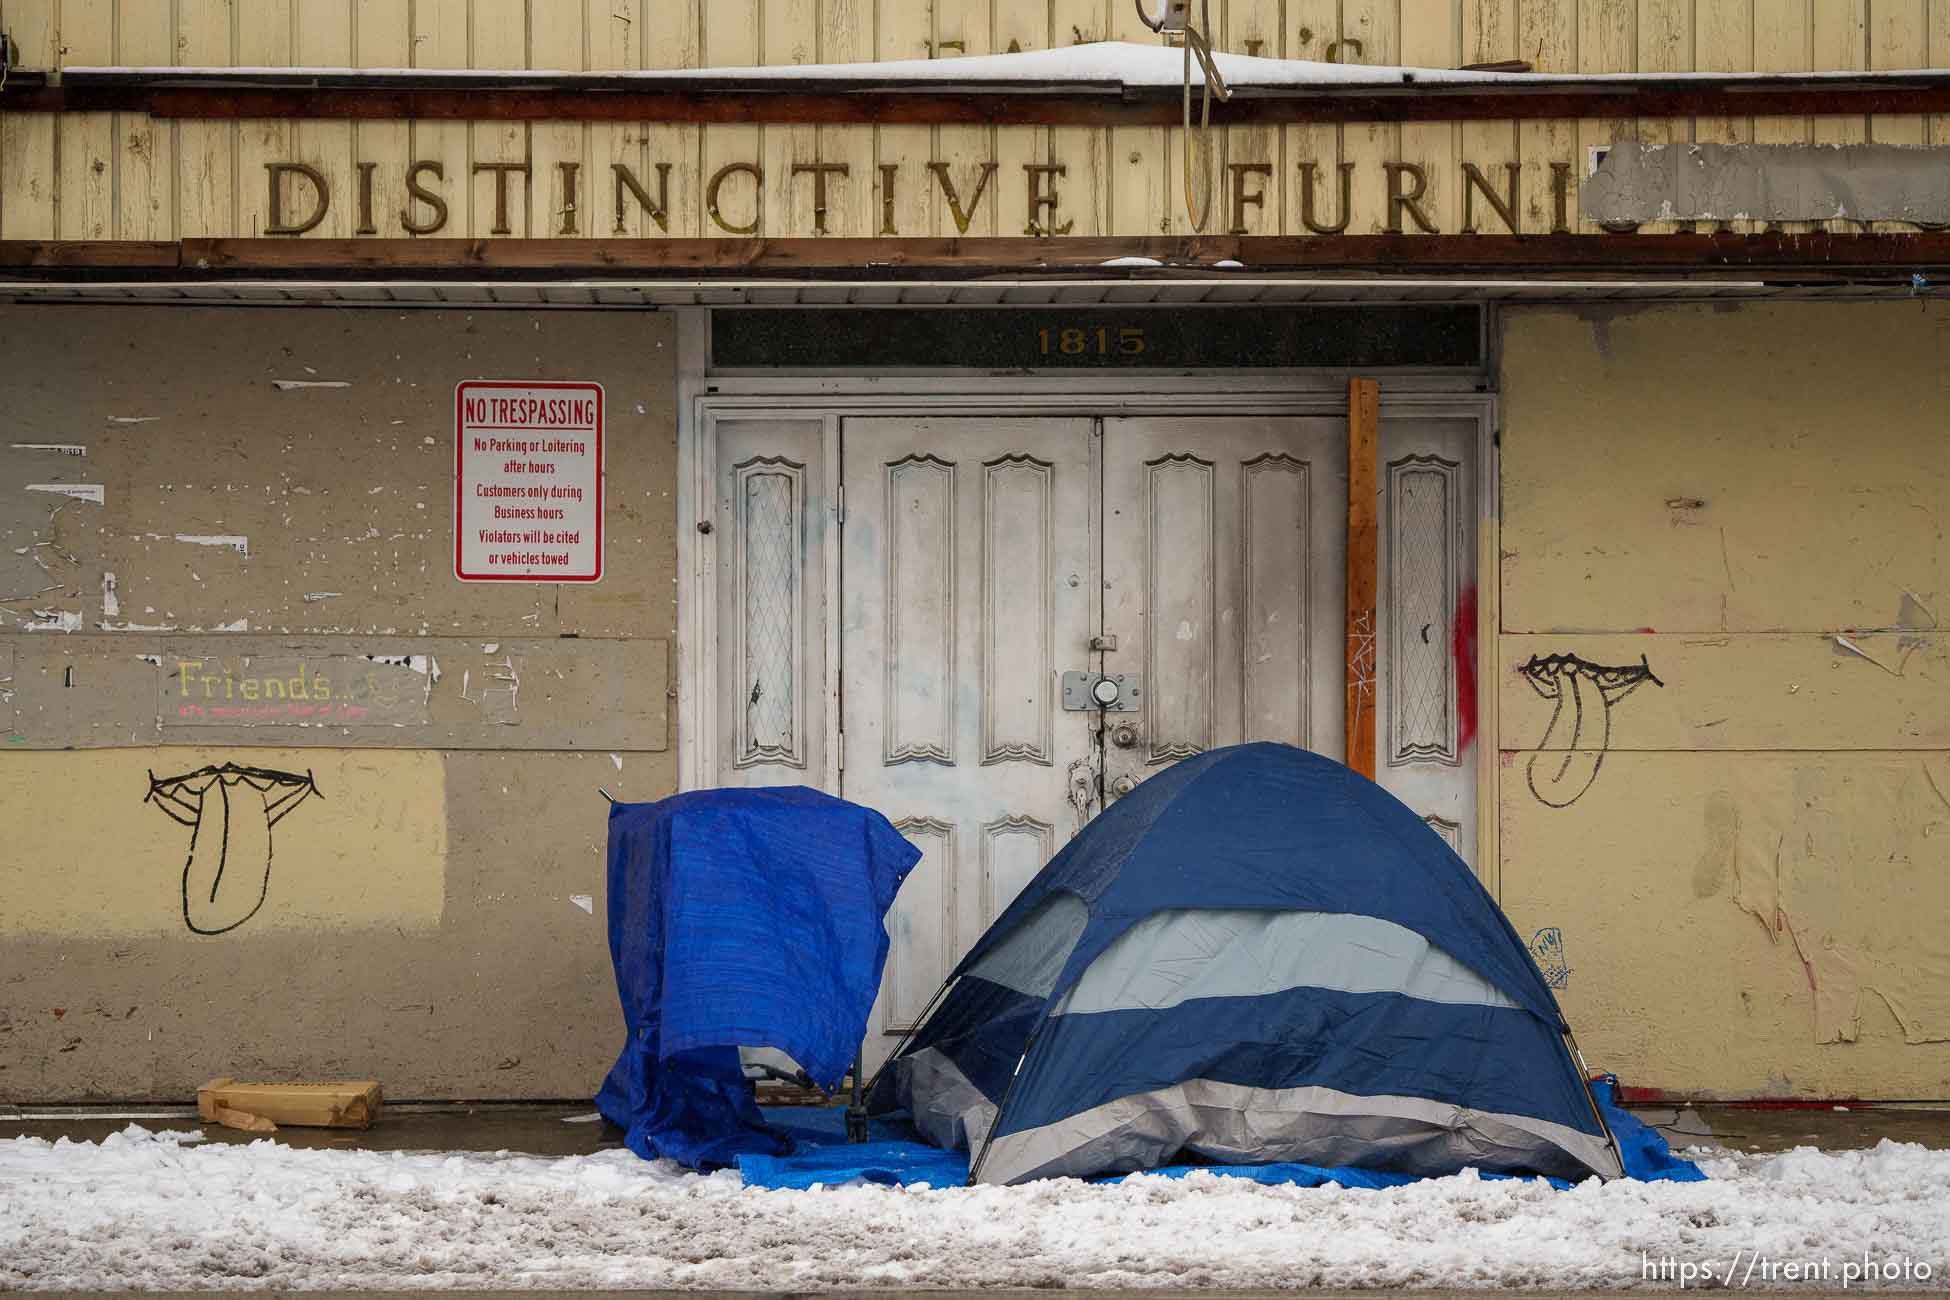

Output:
xmin=736 ymin=1080 xmax=1706 ymax=1190
xmin=595 ymin=787 xmax=920 ymax=1170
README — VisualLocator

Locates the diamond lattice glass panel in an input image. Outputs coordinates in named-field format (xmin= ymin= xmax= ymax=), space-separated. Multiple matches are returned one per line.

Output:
xmin=738 ymin=466 xmax=801 ymax=766
xmin=1388 ymin=458 xmax=1459 ymax=766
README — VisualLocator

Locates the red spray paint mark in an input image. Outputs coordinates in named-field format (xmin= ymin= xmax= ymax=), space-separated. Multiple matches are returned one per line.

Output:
xmin=1454 ymin=585 xmax=1479 ymax=751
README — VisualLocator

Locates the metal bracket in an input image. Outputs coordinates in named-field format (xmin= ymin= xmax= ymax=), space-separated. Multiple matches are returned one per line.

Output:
xmin=1062 ymin=671 xmax=1142 ymax=712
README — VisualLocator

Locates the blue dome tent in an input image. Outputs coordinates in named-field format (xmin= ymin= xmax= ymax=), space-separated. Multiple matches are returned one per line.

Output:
xmin=869 ymin=743 xmax=1625 ymax=1186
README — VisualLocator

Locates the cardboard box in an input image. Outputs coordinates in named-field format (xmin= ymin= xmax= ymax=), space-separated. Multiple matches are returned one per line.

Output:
xmin=197 ymin=1078 xmax=383 ymax=1132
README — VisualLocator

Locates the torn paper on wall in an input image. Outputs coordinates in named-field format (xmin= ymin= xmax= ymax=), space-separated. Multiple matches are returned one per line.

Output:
xmin=25 ymin=484 xmax=105 ymax=505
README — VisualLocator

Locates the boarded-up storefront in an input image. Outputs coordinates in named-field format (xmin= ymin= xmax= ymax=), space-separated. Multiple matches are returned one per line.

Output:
xmin=2 ymin=0 xmax=1947 ymax=1103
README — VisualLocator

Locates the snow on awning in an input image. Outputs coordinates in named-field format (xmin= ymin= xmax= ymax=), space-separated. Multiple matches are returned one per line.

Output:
xmin=56 ymin=42 xmax=1950 ymax=95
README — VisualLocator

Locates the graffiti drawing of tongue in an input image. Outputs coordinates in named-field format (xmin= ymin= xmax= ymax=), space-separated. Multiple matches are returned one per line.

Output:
xmin=144 ymin=763 xmax=323 ymax=934
xmin=1518 ymin=654 xmax=1664 ymax=808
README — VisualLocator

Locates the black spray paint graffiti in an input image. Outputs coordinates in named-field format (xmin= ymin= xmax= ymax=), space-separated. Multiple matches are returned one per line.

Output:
xmin=1519 ymin=653 xmax=1664 ymax=808
xmin=144 ymin=763 xmax=322 ymax=935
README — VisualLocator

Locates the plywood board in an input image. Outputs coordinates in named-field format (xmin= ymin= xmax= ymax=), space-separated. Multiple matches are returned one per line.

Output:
xmin=1500 ymin=750 xmax=1950 ymax=1096
xmin=3 ymin=636 xmax=670 ymax=751
xmin=1499 ymin=302 xmax=1950 ymax=634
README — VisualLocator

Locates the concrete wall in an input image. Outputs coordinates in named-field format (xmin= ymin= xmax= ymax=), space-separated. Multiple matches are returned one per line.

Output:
xmin=1496 ymin=300 xmax=1950 ymax=1099
xmin=0 ymin=306 xmax=678 ymax=1101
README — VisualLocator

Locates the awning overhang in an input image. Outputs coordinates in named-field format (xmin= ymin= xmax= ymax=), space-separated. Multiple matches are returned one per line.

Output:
xmin=10 ymin=44 xmax=1950 ymax=125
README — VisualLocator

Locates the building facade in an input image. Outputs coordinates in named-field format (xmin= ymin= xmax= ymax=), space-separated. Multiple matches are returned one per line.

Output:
xmin=2 ymin=0 xmax=1947 ymax=1105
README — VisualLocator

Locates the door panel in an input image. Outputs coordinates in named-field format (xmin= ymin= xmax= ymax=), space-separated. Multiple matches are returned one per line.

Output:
xmin=1101 ymin=417 xmax=1348 ymax=798
xmin=712 ymin=416 xmax=830 ymax=790
xmin=1376 ymin=417 xmax=1479 ymax=861
xmin=829 ymin=406 xmax=1480 ymax=1077
xmin=841 ymin=417 xmax=1097 ymax=1059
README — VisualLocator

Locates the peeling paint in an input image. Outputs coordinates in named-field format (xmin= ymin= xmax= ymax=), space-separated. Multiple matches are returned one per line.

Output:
xmin=363 ymin=654 xmax=439 ymax=680
xmin=1897 ymin=590 xmax=1938 ymax=633
xmin=25 ymin=610 xmax=82 ymax=633
xmin=174 ymin=535 xmax=250 ymax=556
xmin=480 ymin=656 xmax=520 ymax=725
xmin=26 ymin=484 xmax=105 ymax=505
xmin=1586 ymin=142 xmax=1950 ymax=225
xmin=1833 ymin=634 xmax=1900 ymax=676
xmin=272 ymin=380 xmax=351 ymax=391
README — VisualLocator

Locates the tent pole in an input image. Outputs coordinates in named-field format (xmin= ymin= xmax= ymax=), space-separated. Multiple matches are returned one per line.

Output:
xmin=1565 ymin=1027 xmax=1628 ymax=1179
xmin=858 ymin=973 xmax=960 ymax=1102
xmin=845 ymin=1045 xmax=869 ymax=1143
xmin=966 ymin=1023 xmax=1044 ymax=1187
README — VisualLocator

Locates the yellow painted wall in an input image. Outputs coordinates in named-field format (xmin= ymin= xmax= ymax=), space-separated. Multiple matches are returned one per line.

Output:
xmin=1 ymin=748 xmax=446 ymax=937
xmin=2 ymin=0 xmax=1944 ymax=240
xmin=0 ymin=305 xmax=678 ymax=1101
xmin=1496 ymin=300 xmax=1950 ymax=1098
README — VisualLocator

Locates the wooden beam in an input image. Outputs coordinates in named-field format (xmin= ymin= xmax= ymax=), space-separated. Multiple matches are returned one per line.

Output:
xmin=1346 ymin=377 xmax=1380 ymax=781
xmin=6 ymin=232 xmax=1950 ymax=277
xmin=11 ymin=75 xmax=1950 ymax=126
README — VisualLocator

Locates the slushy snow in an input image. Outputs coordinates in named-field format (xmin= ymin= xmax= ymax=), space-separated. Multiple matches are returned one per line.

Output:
xmin=4 ymin=1125 xmax=1947 ymax=1291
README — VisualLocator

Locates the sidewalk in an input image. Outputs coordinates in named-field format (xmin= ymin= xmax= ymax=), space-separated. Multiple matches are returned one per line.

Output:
xmin=9 ymin=1098 xmax=1948 ymax=1157
xmin=6 ymin=1100 xmax=1949 ymax=1292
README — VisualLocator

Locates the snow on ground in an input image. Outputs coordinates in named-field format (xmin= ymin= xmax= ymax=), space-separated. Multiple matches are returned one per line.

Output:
xmin=4 ymin=1126 xmax=1948 ymax=1291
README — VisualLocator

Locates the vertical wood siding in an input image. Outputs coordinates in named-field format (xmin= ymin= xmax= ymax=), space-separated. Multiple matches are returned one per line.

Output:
xmin=0 ymin=0 xmax=1941 ymax=239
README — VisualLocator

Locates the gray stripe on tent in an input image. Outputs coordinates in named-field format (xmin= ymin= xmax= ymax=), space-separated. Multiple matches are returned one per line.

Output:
xmin=974 ymin=1079 xmax=1624 ymax=1186
xmin=1051 ymin=909 xmax=1520 ymax=1016
xmin=893 ymin=1046 xmax=999 ymax=1154
xmin=964 ymin=892 xmax=1090 ymax=999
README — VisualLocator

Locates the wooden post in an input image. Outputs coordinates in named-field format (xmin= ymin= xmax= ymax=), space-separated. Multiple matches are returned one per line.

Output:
xmin=1346 ymin=377 xmax=1380 ymax=779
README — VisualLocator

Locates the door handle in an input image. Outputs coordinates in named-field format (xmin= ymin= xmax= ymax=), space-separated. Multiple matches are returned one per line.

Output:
xmin=1110 ymin=723 xmax=1139 ymax=749
xmin=1110 ymin=775 xmax=1138 ymax=798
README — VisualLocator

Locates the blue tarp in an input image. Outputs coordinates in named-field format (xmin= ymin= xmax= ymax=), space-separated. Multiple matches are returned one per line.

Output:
xmin=736 ymin=1082 xmax=1707 ymax=1190
xmin=595 ymin=787 xmax=920 ymax=1170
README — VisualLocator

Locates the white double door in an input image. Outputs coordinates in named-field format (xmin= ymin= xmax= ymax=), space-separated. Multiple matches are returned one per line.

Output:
xmin=709 ymin=410 xmax=1477 ymax=1067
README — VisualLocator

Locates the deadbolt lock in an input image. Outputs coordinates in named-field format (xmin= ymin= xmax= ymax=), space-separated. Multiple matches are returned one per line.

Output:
xmin=1110 ymin=723 xmax=1139 ymax=748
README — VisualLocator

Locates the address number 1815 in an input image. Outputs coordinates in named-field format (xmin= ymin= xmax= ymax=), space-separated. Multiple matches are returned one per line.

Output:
xmin=1037 ymin=326 xmax=1148 ymax=357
